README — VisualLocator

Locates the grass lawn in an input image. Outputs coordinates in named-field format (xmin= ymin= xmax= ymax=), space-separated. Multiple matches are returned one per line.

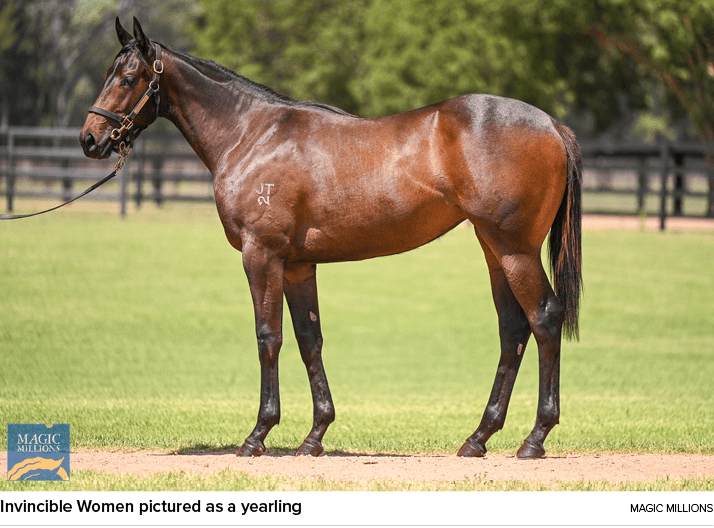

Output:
xmin=1 ymin=204 xmax=713 ymax=489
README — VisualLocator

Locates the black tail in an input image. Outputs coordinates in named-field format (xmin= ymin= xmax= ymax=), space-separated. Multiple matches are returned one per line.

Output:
xmin=549 ymin=120 xmax=583 ymax=341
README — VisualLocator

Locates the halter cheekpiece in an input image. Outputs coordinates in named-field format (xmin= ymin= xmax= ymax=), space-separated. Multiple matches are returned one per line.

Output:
xmin=88 ymin=43 xmax=163 ymax=148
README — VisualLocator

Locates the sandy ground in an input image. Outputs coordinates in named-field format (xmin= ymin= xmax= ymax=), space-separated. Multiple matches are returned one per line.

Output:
xmin=582 ymin=214 xmax=714 ymax=230
xmin=2 ymin=450 xmax=714 ymax=483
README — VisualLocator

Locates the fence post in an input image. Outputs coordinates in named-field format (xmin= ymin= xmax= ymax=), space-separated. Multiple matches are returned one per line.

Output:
xmin=6 ymin=129 xmax=15 ymax=213
xmin=672 ymin=151 xmax=684 ymax=217
xmin=62 ymin=158 xmax=72 ymax=202
xmin=134 ymin=140 xmax=145 ymax=208
xmin=636 ymin=156 xmax=647 ymax=214
xmin=708 ymin=163 xmax=714 ymax=218
xmin=703 ymin=146 xmax=714 ymax=218
xmin=658 ymin=141 xmax=670 ymax=231
xmin=152 ymin=155 xmax=163 ymax=206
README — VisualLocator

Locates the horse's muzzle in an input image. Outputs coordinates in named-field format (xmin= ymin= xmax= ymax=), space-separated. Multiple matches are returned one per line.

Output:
xmin=79 ymin=129 xmax=114 ymax=159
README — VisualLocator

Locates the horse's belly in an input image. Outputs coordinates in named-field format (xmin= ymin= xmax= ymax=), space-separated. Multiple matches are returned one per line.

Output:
xmin=289 ymin=202 xmax=467 ymax=263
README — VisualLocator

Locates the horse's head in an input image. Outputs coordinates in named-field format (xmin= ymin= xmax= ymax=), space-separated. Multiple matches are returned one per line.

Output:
xmin=80 ymin=18 xmax=163 ymax=159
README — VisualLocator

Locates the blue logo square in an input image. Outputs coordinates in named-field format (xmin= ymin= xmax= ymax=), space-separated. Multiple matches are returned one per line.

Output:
xmin=7 ymin=424 xmax=70 ymax=481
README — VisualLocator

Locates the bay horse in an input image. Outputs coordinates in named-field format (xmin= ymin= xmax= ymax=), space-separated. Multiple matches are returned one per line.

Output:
xmin=80 ymin=18 xmax=582 ymax=459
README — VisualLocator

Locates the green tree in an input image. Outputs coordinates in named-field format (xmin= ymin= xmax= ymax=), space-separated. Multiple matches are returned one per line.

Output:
xmin=0 ymin=0 xmax=197 ymax=127
xmin=0 ymin=0 xmax=39 ymax=127
xmin=190 ymin=0 xmax=646 ymax=130
xmin=352 ymin=0 xmax=584 ymax=117
xmin=192 ymin=0 xmax=366 ymax=114
xmin=352 ymin=0 xmax=654 ymax=128
xmin=590 ymin=0 xmax=714 ymax=215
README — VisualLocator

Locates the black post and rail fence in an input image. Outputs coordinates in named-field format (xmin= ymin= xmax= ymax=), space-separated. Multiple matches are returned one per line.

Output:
xmin=1 ymin=127 xmax=713 ymax=229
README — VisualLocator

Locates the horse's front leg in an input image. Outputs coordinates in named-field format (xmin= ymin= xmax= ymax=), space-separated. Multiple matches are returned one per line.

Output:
xmin=237 ymin=245 xmax=286 ymax=457
xmin=283 ymin=263 xmax=335 ymax=456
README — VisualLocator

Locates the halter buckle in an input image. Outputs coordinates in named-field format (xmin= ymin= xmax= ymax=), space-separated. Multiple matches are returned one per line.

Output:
xmin=121 ymin=116 xmax=134 ymax=130
xmin=153 ymin=60 xmax=164 ymax=75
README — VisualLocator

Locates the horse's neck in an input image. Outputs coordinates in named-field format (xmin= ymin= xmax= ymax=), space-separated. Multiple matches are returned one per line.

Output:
xmin=159 ymin=50 xmax=270 ymax=174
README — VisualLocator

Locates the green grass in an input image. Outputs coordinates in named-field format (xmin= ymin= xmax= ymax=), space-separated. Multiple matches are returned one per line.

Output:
xmin=1 ymin=204 xmax=713 ymax=461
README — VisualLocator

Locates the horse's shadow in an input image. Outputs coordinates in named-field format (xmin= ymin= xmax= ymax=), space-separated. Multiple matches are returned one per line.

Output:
xmin=168 ymin=446 xmax=443 ymax=458
xmin=164 ymin=446 xmax=568 ymax=459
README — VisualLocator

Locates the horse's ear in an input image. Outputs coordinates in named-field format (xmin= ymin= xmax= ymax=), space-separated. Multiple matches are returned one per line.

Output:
xmin=132 ymin=17 xmax=150 ymax=56
xmin=116 ymin=17 xmax=132 ymax=47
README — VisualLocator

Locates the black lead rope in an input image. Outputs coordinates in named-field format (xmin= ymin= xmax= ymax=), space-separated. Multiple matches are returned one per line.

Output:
xmin=0 ymin=146 xmax=132 ymax=220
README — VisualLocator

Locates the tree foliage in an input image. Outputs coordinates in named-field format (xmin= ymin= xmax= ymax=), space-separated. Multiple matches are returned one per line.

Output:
xmin=351 ymin=0 xmax=583 ymax=117
xmin=591 ymin=0 xmax=714 ymax=142
xmin=2 ymin=0 xmax=714 ymax=148
xmin=0 ymin=0 xmax=197 ymax=127
xmin=190 ymin=0 xmax=653 ymax=129
xmin=192 ymin=0 xmax=366 ymax=115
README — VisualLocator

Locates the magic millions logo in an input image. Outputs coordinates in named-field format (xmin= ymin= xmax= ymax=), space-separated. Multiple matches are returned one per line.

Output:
xmin=7 ymin=424 xmax=70 ymax=481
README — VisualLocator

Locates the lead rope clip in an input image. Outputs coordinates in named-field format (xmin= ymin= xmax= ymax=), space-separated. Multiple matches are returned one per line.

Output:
xmin=114 ymin=138 xmax=134 ymax=173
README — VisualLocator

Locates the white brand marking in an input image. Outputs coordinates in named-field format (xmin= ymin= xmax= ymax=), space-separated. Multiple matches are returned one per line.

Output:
xmin=256 ymin=183 xmax=275 ymax=206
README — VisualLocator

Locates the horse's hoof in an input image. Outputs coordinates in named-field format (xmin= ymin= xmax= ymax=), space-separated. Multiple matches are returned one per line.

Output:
xmin=516 ymin=440 xmax=545 ymax=459
xmin=295 ymin=440 xmax=323 ymax=457
xmin=457 ymin=439 xmax=487 ymax=457
xmin=237 ymin=440 xmax=265 ymax=457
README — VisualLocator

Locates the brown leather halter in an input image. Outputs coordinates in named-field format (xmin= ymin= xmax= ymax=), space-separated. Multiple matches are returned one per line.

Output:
xmin=88 ymin=43 xmax=164 ymax=149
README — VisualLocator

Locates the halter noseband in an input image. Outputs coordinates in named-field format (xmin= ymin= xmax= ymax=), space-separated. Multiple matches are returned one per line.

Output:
xmin=88 ymin=43 xmax=163 ymax=148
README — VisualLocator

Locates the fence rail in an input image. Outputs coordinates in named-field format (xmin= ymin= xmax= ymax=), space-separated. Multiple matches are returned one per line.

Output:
xmin=581 ymin=142 xmax=714 ymax=229
xmin=0 ymin=127 xmax=213 ymax=217
xmin=2 ymin=126 xmax=713 ymax=229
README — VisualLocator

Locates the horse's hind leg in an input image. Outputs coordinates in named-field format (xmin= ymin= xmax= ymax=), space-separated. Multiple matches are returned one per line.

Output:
xmin=508 ymin=254 xmax=563 ymax=459
xmin=458 ymin=232 xmax=532 ymax=457
xmin=469 ymin=228 xmax=564 ymax=459
xmin=283 ymin=263 xmax=335 ymax=456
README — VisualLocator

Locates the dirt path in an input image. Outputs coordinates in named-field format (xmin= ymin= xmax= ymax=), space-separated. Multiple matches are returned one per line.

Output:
xmin=3 ymin=451 xmax=713 ymax=483
xmin=582 ymin=214 xmax=714 ymax=231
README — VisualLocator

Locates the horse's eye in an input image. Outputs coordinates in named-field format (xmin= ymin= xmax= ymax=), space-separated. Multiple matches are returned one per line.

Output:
xmin=121 ymin=76 xmax=136 ymax=87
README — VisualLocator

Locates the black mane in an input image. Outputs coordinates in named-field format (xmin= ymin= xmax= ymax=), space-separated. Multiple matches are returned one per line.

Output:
xmin=126 ymin=42 xmax=355 ymax=117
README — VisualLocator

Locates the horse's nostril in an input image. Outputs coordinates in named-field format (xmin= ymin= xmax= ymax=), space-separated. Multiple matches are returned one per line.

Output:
xmin=80 ymin=131 xmax=99 ymax=156
xmin=84 ymin=131 xmax=96 ymax=149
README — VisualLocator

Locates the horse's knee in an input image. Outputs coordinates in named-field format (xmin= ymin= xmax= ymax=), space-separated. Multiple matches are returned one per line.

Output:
xmin=257 ymin=328 xmax=283 ymax=362
xmin=296 ymin=332 xmax=323 ymax=361
xmin=294 ymin=324 xmax=324 ymax=368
